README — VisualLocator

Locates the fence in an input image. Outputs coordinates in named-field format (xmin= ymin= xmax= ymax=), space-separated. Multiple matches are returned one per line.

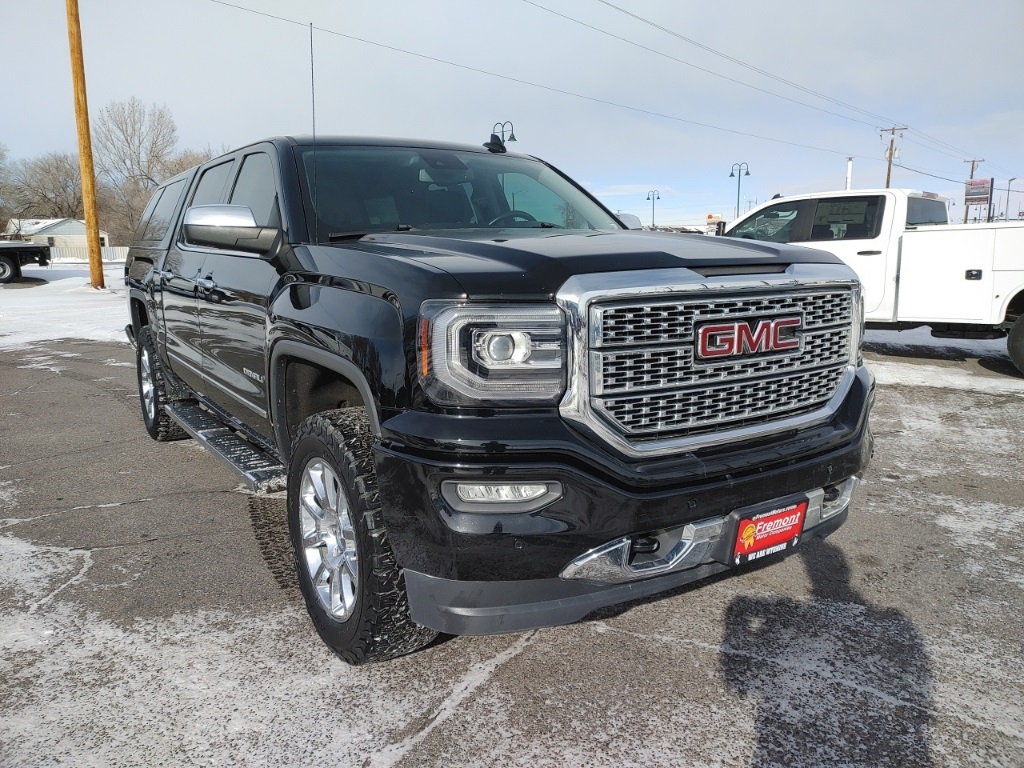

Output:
xmin=48 ymin=246 xmax=129 ymax=262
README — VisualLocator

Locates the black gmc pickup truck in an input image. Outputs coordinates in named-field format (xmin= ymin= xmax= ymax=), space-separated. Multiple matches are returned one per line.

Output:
xmin=125 ymin=135 xmax=874 ymax=664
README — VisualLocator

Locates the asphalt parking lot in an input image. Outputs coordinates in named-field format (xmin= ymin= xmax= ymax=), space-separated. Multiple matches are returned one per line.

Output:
xmin=2 ymin=330 xmax=1023 ymax=766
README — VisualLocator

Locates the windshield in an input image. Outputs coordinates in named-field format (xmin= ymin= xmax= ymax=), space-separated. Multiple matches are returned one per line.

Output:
xmin=298 ymin=145 xmax=621 ymax=241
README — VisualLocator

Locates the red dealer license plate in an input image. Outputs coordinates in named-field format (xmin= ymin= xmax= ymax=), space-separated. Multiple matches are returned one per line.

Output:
xmin=732 ymin=500 xmax=807 ymax=565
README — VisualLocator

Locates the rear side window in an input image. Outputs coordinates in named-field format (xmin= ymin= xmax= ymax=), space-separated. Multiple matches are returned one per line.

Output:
xmin=139 ymin=178 xmax=187 ymax=244
xmin=190 ymin=160 xmax=236 ymax=207
xmin=807 ymin=196 xmax=885 ymax=241
xmin=906 ymin=197 xmax=948 ymax=227
xmin=229 ymin=153 xmax=280 ymax=227
xmin=133 ymin=187 xmax=165 ymax=242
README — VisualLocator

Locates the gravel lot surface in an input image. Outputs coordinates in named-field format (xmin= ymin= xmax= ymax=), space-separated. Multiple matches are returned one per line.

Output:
xmin=1 ymin=275 xmax=1023 ymax=766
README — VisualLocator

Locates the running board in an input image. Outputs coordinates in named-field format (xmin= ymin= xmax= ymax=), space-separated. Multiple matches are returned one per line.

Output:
xmin=165 ymin=401 xmax=287 ymax=493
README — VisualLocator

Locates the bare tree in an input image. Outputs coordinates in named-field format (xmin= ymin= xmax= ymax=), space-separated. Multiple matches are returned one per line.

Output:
xmin=2 ymin=100 xmax=216 ymax=244
xmin=93 ymin=97 xmax=178 ymax=187
xmin=6 ymin=152 xmax=86 ymax=222
xmin=93 ymin=98 xmax=184 ymax=244
xmin=165 ymin=146 xmax=217 ymax=178
xmin=0 ymin=143 xmax=12 ymax=231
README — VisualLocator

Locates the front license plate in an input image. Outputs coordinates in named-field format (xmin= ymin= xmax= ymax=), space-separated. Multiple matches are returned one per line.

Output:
xmin=732 ymin=500 xmax=807 ymax=565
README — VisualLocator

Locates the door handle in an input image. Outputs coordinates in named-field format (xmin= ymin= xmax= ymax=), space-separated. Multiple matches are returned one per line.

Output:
xmin=856 ymin=250 xmax=882 ymax=255
xmin=157 ymin=270 xmax=174 ymax=281
xmin=196 ymin=277 xmax=217 ymax=292
xmin=965 ymin=270 xmax=983 ymax=281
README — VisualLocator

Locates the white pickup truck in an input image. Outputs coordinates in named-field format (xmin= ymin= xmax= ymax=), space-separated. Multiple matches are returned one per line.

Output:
xmin=722 ymin=188 xmax=1024 ymax=374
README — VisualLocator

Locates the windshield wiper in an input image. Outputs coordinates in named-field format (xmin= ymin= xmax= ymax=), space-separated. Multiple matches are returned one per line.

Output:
xmin=327 ymin=224 xmax=414 ymax=242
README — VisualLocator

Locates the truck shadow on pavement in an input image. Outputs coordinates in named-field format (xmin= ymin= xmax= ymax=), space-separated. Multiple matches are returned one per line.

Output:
xmin=247 ymin=494 xmax=298 ymax=591
xmin=863 ymin=338 xmax=1021 ymax=378
xmin=720 ymin=540 xmax=934 ymax=766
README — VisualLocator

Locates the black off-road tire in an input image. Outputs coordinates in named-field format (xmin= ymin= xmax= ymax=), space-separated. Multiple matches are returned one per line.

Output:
xmin=288 ymin=409 xmax=437 ymax=665
xmin=0 ymin=255 xmax=18 ymax=284
xmin=1009 ymin=315 xmax=1024 ymax=376
xmin=136 ymin=327 xmax=188 ymax=441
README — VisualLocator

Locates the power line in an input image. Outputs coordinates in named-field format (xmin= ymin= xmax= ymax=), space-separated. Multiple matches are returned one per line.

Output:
xmin=206 ymin=0 xmax=1014 ymax=184
xmin=892 ymin=164 xmax=968 ymax=185
xmin=519 ymin=0 xmax=878 ymax=129
xmin=594 ymin=0 xmax=1016 ymax=177
xmin=594 ymin=0 xmax=898 ymax=125
xmin=205 ymin=0 xmax=882 ymax=161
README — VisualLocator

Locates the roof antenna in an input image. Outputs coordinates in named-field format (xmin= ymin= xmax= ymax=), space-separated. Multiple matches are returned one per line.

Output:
xmin=483 ymin=133 xmax=507 ymax=154
xmin=310 ymin=22 xmax=319 ymax=243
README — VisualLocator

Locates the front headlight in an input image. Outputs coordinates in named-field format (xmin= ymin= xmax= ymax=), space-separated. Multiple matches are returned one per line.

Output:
xmin=418 ymin=301 xmax=566 ymax=405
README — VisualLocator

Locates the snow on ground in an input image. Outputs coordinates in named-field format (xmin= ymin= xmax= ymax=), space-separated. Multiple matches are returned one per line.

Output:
xmin=0 ymin=263 xmax=128 ymax=350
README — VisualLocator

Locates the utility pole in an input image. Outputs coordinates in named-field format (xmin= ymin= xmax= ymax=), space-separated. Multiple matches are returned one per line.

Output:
xmin=963 ymin=159 xmax=984 ymax=224
xmin=65 ymin=0 xmax=104 ymax=289
xmin=880 ymin=127 xmax=906 ymax=188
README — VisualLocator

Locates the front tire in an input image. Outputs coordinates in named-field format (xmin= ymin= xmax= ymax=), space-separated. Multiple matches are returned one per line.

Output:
xmin=288 ymin=409 xmax=437 ymax=665
xmin=1009 ymin=315 xmax=1024 ymax=376
xmin=136 ymin=327 xmax=188 ymax=441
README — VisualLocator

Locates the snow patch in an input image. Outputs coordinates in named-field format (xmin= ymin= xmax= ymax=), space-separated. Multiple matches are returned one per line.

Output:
xmin=0 ymin=480 xmax=22 ymax=511
xmin=869 ymin=359 xmax=1024 ymax=396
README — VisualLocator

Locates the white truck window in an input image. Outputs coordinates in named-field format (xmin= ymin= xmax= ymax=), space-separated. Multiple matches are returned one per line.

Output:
xmin=811 ymin=197 xmax=883 ymax=240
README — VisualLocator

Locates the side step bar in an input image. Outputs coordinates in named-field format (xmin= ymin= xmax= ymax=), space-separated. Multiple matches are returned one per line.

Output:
xmin=165 ymin=401 xmax=287 ymax=493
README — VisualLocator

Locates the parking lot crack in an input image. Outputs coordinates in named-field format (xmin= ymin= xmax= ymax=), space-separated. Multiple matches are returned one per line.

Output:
xmin=27 ymin=547 xmax=93 ymax=615
xmin=368 ymin=631 xmax=537 ymax=767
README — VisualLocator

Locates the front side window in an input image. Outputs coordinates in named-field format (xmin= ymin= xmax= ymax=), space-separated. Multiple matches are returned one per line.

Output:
xmin=730 ymin=201 xmax=802 ymax=243
xmin=230 ymin=153 xmax=280 ymax=227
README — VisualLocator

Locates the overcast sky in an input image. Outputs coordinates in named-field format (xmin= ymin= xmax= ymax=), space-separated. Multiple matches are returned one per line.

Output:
xmin=4 ymin=0 xmax=1023 ymax=227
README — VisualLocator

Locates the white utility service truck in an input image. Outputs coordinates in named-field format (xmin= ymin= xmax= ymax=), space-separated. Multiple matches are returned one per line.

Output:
xmin=722 ymin=188 xmax=1024 ymax=374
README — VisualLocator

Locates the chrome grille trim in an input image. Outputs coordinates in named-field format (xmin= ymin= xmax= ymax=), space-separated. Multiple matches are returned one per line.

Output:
xmin=594 ymin=290 xmax=852 ymax=347
xmin=556 ymin=265 xmax=863 ymax=458
xmin=594 ymin=327 xmax=850 ymax=395
xmin=595 ymin=365 xmax=846 ymax=434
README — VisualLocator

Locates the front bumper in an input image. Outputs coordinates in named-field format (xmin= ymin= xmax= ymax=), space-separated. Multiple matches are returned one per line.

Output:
xmin=375 ymin=365 xmax=874 ymax=635
xmin=404 ymin=505 xmax=850 ymax=636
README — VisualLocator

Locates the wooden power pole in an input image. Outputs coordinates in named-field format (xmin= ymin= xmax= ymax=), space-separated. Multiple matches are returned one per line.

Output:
xmin=65 ymin=0 xmax=104 ymax=289
xmin=881 ymin=126 xmax=907 ymax=188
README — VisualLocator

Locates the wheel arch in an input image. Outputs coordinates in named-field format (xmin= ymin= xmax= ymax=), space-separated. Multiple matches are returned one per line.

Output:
xmin=128 ymin=292 xmax=150 ymax=336
xmin=1004 ymin=285 xmax=1024 ymax=325
xmin=270 ymin=340 xmax=382 ymax=461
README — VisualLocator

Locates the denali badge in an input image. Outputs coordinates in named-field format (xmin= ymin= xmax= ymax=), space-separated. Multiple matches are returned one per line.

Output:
xmin=696 ymin=317 xmax=801 ymax=359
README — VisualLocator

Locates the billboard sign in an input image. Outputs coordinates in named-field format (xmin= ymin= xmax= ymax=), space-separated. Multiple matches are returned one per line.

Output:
xmin=964 ymin=178 xmax=991 ymax=206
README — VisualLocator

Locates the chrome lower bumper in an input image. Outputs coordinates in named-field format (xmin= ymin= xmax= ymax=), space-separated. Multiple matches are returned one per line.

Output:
xmin=559 ymin=477 xmax=860 ymax=585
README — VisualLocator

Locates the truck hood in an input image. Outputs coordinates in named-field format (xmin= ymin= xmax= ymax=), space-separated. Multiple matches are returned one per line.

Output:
xmin=342 ymin=229 xmax=842 ymax=298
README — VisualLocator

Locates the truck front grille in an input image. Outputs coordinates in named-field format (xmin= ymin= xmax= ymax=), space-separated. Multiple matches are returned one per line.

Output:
xmin=588 ymin=289 xmax=853 ymax=438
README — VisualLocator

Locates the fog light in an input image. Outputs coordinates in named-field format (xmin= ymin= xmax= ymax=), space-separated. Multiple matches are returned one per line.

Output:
xmin=457 ymin=483 xmax=547 ymax=502
xmin=441 ymin=480 xmax=563 ymax=513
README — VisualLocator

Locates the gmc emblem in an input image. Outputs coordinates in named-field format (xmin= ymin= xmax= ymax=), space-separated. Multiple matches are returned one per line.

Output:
xmin=697 ymin=317 xmax=801 ymax=359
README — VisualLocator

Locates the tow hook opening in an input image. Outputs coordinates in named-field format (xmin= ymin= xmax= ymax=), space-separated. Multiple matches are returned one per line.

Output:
xmin=630 ymin=534 xmax=660 ymax=556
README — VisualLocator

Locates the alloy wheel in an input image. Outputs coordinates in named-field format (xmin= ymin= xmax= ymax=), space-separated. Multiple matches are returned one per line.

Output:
xmin=298 ymin=458 xmax=359 ymax=620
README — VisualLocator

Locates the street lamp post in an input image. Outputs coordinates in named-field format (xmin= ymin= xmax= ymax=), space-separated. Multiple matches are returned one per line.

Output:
xmin=1007 ymin=178 xmax=1017 ymax=220
xmin=492 ymin=121 xmax=517 ymax=144
xmin=729 ymin=163 xmax=750 ymax=220
xmin=646 ymin=190 xmax=659 ymax=228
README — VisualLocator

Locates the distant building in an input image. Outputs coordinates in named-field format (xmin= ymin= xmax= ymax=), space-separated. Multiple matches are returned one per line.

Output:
xmin=2 ymin=218 xmax=110 ymax=248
